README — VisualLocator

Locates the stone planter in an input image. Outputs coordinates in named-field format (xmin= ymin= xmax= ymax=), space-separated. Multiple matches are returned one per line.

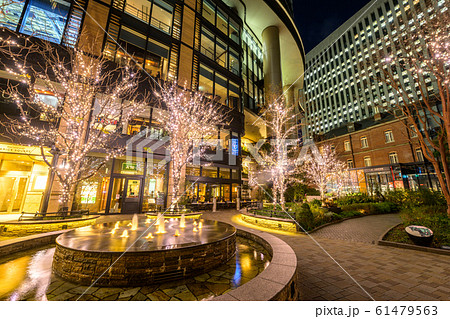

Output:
xmin=405 ymin=225 xmax=434 ymax=247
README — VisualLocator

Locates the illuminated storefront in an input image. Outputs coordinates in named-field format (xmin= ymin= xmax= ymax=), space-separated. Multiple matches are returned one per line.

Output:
xmin=0 ymin=143 xmax=51 ymax=213
xmin=72 ymin=156 xmax=167 ymax=214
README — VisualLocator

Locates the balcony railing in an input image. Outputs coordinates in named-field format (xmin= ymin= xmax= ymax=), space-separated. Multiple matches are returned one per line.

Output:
xmin=124 ymin=4 xmax=172 ymax=34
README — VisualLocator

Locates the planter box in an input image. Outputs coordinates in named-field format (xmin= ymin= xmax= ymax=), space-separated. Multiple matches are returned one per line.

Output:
xmin=405 ymin=225 xmax=434 ymax=247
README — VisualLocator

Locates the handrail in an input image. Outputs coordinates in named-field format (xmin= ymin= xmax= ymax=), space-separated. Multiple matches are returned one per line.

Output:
xmin=123 ymin=3 xmax=172 ymax=34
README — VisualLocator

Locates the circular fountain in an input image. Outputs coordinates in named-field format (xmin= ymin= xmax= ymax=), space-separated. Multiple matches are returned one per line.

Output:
xmin=52 ymin=215 xmax=236 ymax=287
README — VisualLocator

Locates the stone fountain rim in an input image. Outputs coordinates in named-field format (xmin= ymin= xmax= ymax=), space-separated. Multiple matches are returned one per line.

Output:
xmin=212 ymin=227 xmax=298 ymax=301
xmin=54 ymin=219 xmax=237 ymax=254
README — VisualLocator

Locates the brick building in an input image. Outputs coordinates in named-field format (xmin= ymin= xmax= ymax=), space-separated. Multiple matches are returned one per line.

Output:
xmin=317 ymin=113 xmax=440 ymax=194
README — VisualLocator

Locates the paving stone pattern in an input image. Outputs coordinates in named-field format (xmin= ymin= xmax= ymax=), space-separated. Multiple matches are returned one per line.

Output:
xmin=204 ymin=211 xmax=450 ymax=301
xmin=311 ymin=214 xmax=401 ymax=244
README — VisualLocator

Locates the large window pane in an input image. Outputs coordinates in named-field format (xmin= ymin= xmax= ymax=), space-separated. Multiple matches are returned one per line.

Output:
xmin=229 ymin=81 xmax=239 ymax=109
xmin=215 ymin=73 xmax=228 ymax=106
xmin=229 ymin=18 xmax=239 ymax=43
xmin=202 ymin=166 xmax=217 ymax=178
xmin=216 ymin=8 xmax=228 ymax=35
xmin=202 ymin=0 xmax=215 ymax=25
xmin=0 ymin=0 xmax=25 ymax=31
xmin=19 ymin=0 xmax=70 ymax=44
xmin=151 ymin=0 xmax=173 ymax=34
xmin=215 ymin=39 xmax=227 ymax=68
xmin=125 ymin=0 xmax=150 ymax=23
xmin=229 ymin=48 xmax=239 ymax=75
xmin=199 ymin=64 xmax=214 ymax=95
xmin=145 ymin=38 xmax=169 ymax=79
xmin=201 ymin=27 xmax=214 ymax=59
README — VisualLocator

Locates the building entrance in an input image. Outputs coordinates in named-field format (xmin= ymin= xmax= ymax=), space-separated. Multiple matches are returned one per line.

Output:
xmin=0 ymin=147 xmax=51 ymax=214
xmin=0 ymin=176 xmax=27 ymax=212
xmin=109 ymin=177 xmax=143 ymax=213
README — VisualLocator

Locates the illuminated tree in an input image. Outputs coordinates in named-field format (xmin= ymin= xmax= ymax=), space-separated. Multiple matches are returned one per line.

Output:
xmin=155 ymin=82 xmax=228 ymax=206
xmin=1 ymin=35 xmax=147 ymax=210
xmin=368 ymin=3 xmax=450 ymax=216
xmin=302 ymin=144 xmax=347 ymax=200
xmin=260 ymin=98 xmax=301 ymax=209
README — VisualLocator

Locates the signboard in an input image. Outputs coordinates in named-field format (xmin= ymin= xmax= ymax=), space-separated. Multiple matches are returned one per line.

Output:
xmin=156 ymin=193 xmax=165 ymax=206
xmin=122 ymin=162 xmax=137 ymax=173
xmin=231 ymin=138 xmax=239 ymax=156
xmin=0 ymin=143 xmax=51 ymax=156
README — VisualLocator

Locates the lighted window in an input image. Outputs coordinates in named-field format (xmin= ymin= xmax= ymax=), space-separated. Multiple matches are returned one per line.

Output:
xmin=229 ymin=48 xmax=239 ymax=75
xmin=363 ymin=156 xmax=371 ymax=167
xmin=216 ymin=8 xmax=228 ymax=35
xmin=19 ymin=0 xmax=70 ymax=44
xmin=384 ymin=130 xmax=394 ymax=143
xmin=344 ymin=140 xmax=351 ymax=151
xmin=0 ymin=0 xmax=25 ymax=31
xmin=347 ymin=159 xmax=354 ymax=169
xmin=415 ymin=148 xmax=424 ymax=162
xmin=215 ymin=38 xmax=227 ymax=68
xmin=201 ymin=27 xmax=215 ymax=60
xmin=151 ymin=0 xmax=173 ymax=34
xmin=214 ymin=73 xmax=228 ymax=106
xmin=202 ymin=166 xmax=218 ymax=178
xmin=199 ymin=64 xmax=214 ymax=95
xmin=360 ymin=136 xmax=368 ymax=148
xmin=410 ymin=124 xmax=418 ymax=137
xmin=202 ymin=0 xmax=215 ymax=24
xmin=389 ymin=152 xmax=399 ymax=164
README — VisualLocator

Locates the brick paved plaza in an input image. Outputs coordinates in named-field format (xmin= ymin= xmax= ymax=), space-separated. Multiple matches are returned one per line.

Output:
xmin=203 ymin=211 xmax=450 ymax=301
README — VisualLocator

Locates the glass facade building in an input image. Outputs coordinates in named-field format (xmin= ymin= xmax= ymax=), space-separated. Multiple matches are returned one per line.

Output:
xmin=305 ymin=0 xmax=445 ymax=194
xmin=304 ymin=0 xmax=446 ymax=136
xmin=0 ymin=0 xmax=304 ymax=213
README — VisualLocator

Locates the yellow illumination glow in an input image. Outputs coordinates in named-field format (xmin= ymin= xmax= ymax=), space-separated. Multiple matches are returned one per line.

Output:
xmin=33 ymin=175 xmax=48 ymax=190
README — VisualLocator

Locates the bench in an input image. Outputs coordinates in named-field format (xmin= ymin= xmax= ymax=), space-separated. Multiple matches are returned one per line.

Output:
xmin=18 ymin=209 xmax=89 ymax=221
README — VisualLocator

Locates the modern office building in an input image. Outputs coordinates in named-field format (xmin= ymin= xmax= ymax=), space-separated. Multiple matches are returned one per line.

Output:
xmin=304 ymin=0 xmax=445 ymax=136
xmin=0 ymin=0 xmax=304 ymax=214
xmin=303 ymin=0 xmax=445 ymax=193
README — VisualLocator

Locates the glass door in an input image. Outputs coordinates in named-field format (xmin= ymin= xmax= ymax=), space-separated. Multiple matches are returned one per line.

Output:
xmin=122 ymin=178 xmax=142 ymax=213
xmin=109 ymin=178 xmax=125 ymax=213
xmin=0 ymin=176 xmax=28 ymax=213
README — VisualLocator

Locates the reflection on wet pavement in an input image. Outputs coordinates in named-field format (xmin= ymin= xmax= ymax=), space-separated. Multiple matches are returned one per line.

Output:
xmin=0 ymin=237 xmax=270 ymax=301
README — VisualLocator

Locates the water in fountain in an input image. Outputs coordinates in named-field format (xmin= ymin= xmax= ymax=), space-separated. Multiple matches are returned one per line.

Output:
xmin=131 ymin=214 xmax=138 ymax=231
xmin=199 ymin=221 xmax=203 ymax=229
xmin=180 ymin=213 xmax=186 ymax=228
xmin=155 ymin=213 xmax=162 ymax=225
xmin=155 ymin=215 xmax=166 ymax=234
xmin=120 ymin=230 xmax=129 ymax=238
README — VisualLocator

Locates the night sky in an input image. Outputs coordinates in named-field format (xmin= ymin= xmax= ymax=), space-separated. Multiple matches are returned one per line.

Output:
xmin=293 ymin=0 xmax=371 ymax=53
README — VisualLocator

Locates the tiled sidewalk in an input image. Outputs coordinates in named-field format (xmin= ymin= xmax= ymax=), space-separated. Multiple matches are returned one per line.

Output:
xmin=204 ymin=211 xmax=450 ymax=301
xmin=311 ymin=213 xmax=401 ymax=244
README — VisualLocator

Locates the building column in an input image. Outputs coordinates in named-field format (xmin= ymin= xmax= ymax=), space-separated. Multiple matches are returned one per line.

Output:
xmin=262 ymin=26 xmax=283 ymax=97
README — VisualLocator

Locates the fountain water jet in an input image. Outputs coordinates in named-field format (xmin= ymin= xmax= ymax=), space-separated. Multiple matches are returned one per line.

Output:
xmin=155 ymin=215 xmax=166 ymax=234
xmin=155 ymin=213 xmax=162 ymax=225
xmin=180 ymin=213 xmax=186 ymax=228
xmin=131 ymin=214 xmax=138 ymax=230
xmin=120 ymin=230 xmax=129 ymax=238
xmin=199 ymin=221 xmax=203 ymax=229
